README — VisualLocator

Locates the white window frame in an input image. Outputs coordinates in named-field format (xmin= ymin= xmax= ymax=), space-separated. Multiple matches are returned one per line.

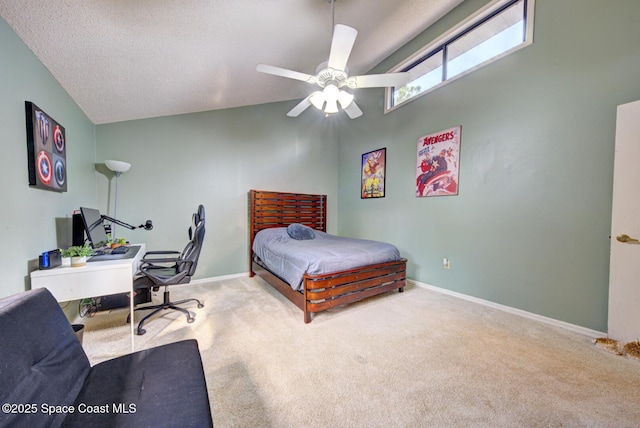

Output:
xmin=385 ymin=0 xmax=535 ymax=113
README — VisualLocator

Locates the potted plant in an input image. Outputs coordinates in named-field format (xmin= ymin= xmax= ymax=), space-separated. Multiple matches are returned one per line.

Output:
xmin=110 ymin=237 xmax=127 ymax=249
xmin=67 ymin=245 xmax=93 ymax=267
xmin=59 ymin=248 xmax=73 ymax=267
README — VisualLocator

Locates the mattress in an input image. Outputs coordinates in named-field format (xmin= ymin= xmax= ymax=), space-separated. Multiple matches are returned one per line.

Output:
xmin=252 ymin=226 xmax=401 ymax=291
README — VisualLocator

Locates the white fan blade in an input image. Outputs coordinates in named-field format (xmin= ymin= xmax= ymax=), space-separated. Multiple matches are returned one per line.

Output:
xmin=327 ymin=24 xmax=358 ymax=71
xmin=346 ymin=72 xmax=411 ymax=88
xmin=257 ymin=64 xmax=317 ymax=83
xmin=343 ymin=100 xmax=363 ymax=119
xmin=287 ymin=96 xmax=313 ymax=117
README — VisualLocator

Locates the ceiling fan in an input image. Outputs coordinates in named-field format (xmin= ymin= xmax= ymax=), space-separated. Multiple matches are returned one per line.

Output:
xmin=256 ymin=3 xmax=410 ymax=119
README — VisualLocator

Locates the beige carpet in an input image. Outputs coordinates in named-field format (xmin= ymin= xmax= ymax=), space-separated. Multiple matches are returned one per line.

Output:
xmin=79 ymin=277 xmax=640 ymax=427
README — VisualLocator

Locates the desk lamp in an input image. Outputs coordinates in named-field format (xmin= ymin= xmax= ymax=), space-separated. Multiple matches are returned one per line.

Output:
xmin=105 ymin=160 xmax=131 ymax=242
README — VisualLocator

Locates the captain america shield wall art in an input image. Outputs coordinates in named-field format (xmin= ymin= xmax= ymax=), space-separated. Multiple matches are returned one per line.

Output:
xmin=25 ymin=101 xmax=67 ymax=192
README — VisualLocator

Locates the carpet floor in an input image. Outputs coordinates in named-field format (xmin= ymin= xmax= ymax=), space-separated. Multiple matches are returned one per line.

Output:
xmin=79 ymin=277 xmax=640 ymax=427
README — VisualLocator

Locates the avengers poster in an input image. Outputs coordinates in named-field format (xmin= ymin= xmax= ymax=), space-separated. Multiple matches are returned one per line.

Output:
xmin=25 ymin=101 xmax=67 ymax=192
xmin=361 ymin=148 xmax=386 ymax=199
xmin=416 ymin=126 xmax=460 ymax=197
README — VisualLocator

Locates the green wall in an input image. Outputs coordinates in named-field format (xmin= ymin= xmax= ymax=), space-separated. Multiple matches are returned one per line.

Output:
xmin=0 ymin=16 xmax=97 ymax=297
xmin=95 ymin=106 xmax=339 ymax=279
xmin=2 ymin=0 xmax=639 ymax=333
xmin=336 ymin=0 xmax=640 ymax=332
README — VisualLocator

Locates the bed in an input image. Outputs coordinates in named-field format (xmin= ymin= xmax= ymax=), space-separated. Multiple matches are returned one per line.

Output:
xmin=249 ymin=189 xmax=407 ymax=323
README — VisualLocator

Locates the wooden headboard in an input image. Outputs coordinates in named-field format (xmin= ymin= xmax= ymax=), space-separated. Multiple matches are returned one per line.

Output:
xmin=249 ymin=189 xmax=327 ymax=239
xmin=249 ymin=190 xmax=327 ymax=273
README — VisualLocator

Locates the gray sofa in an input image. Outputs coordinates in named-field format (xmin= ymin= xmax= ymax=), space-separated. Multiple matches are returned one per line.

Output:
xmin=0 ymin=288 xmax=213 ymax=427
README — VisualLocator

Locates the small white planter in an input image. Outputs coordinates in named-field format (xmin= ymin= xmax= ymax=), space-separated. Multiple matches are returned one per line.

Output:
xmin=70 ymin=256 xmax=87 ymax=267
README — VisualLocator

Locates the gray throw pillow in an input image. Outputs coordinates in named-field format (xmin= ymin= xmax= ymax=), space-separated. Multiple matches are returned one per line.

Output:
xmin=287 ymin=223 xmax=315 ymax=240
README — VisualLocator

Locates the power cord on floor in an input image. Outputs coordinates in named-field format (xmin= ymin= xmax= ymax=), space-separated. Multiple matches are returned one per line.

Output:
xmin=79 ymin=298 xmax=97 ymax=318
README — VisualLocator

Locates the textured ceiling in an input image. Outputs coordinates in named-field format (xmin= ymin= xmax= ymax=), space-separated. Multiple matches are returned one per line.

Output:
xmin=0 ymin=0 xmax=463 ymax=124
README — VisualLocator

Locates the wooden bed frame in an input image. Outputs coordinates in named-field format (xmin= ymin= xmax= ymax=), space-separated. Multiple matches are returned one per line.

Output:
xmin=249 ymin=189 xmax=407 ymax=323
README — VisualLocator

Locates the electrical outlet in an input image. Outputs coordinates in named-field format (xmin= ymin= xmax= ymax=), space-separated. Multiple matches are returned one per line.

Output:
xmin=443 ymin=258 xmax=451 ymax=269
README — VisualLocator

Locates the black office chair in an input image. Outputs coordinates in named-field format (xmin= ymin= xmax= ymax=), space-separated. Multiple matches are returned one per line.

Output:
xmin=131 ymin=205 xmax=206 ymax=335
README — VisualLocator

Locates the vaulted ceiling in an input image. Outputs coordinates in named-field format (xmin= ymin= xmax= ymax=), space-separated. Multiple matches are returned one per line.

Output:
xmin=1 ymin=0 xmax=463 ymax=124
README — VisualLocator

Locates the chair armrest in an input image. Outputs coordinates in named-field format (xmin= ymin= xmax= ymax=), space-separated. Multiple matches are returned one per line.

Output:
xmin=141 ymin=257 xmax=180 ymax=266
xmin=142 ymin=250 xmax=181 ymax=261
xmin=139 ymin=255 xmax=193 ymax=271
xmin=144 ymin=250 xmax=181 ymax=256
xmin=140 ymin=260 xmax=194 ymax=285
xmin=140 ymin=259 xmax=194 ymax=272
xmin=141 ymin=251 xmax=182 ymax=268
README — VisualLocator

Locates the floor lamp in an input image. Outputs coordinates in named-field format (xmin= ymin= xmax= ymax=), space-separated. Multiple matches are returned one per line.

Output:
xmin=104 ymin=159 xmax=131 ymax=242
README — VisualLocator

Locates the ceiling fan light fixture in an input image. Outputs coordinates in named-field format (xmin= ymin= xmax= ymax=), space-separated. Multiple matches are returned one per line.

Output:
xmin=324 ymin=98 xmax=339 ymax=114
xmin=322 ymin=84 xmax=340 ymax=114
xmin=323 ymin=84 xmax=339 ymax=102
xmin=310 ymin=91 xmax=325 ymax=110
xmin=338 ymin=90 xmax=354 ymax=108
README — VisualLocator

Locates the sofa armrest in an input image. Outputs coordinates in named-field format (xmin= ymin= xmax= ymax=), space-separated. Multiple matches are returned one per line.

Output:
xmin=0 ymin=288 xmax=90 ymax=428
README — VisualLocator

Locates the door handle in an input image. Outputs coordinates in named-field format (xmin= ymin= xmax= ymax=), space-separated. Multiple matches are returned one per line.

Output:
xmin=616 ymin=234 xmax=640 ymax=243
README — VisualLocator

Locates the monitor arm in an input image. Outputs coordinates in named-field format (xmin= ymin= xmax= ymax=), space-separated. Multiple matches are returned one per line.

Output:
xmin=101 ymin=215 xmax=153 ymax=231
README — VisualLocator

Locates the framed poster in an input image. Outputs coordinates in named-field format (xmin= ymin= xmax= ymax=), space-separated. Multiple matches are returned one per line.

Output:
xmin=25 ymin=101 xmax=67 ymax=192
xmin=361 ymin=148 xmax=386 ymax=199
xmin=416 ymin=126 xmax=461 ymax=197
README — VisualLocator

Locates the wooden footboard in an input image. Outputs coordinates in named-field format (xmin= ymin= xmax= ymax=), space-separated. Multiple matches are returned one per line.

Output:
xmin=303 ymin=258 xmax=407 ymax=323
xmin=249 ymin=189 xmax=407 ymax=323
xmin=252 ymin=257 xmax=407 ymax=323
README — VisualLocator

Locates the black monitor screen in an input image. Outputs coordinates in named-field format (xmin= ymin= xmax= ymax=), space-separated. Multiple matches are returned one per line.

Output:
xmin=80 ymin=207 xmax=109 ymax=249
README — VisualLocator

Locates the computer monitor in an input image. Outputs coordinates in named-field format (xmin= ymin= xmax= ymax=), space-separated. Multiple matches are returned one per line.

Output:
xmin=79 ymin=207 xmax=109 ymax=249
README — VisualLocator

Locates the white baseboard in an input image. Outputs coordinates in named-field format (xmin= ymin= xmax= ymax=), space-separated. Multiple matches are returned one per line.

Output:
xmin=191 ymin=272 xmax=249 ymax=285
xmin=193 ymin=273 xmax=605 ymax=339
xmin=408 ymin=279 xmax=605 ymax=339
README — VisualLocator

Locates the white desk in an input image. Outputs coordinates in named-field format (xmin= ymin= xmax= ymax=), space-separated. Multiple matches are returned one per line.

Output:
xmin=30 ymin=244 xmax=146 ymax=351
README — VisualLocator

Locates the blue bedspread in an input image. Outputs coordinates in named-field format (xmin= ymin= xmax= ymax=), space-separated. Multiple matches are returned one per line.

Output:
xmin=252 ymin=227 xmax=401 ymax=291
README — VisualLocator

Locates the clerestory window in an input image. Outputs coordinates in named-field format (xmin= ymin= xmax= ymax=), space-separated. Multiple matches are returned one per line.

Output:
xmin=385 ymin=0 xmax=535 ymax=112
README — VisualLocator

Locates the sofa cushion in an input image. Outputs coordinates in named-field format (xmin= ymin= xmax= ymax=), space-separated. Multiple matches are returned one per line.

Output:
xmin=0 ymin=288 xmax=90 ymax=428
xmin=61 ymin=339 xmax=213 ymax=427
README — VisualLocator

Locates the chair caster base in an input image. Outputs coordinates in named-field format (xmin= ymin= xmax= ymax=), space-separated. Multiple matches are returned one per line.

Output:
xmin=187 ymin=317 xmax=195 ymax=324
xmin=197 ymin=303 xmax=204 ymax=308
xmin=137 ymin=328 xmax=146 ymax=335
